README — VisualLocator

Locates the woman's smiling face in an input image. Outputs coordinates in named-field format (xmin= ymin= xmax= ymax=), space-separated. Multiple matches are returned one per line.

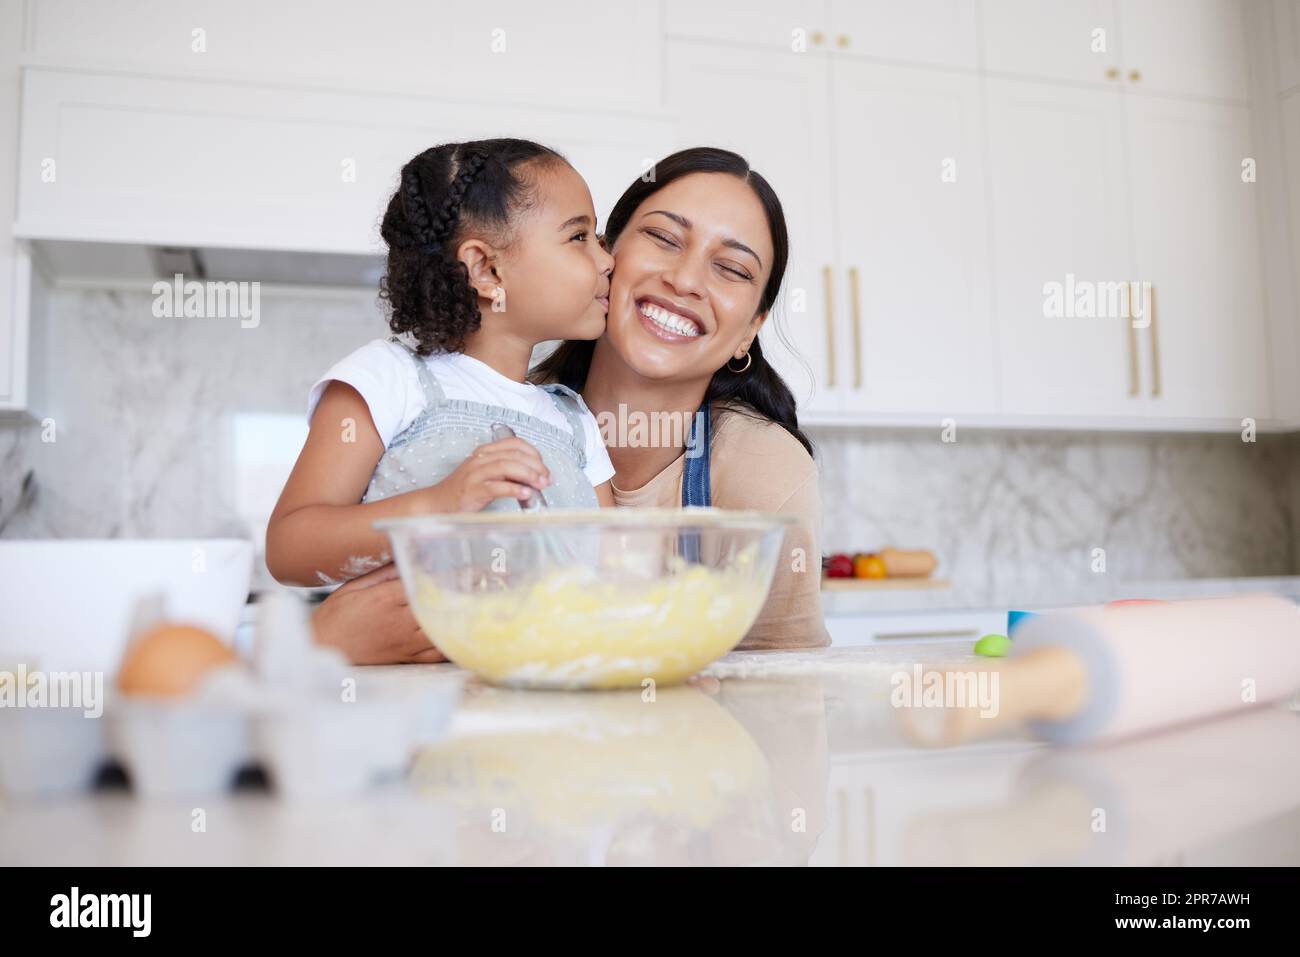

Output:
xmin=605 ymin=172 xmax=774 ymax=382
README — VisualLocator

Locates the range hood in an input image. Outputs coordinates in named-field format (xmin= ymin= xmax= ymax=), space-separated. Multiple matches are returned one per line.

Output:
xmin=30 ymin=239 xmax=385 ymax=289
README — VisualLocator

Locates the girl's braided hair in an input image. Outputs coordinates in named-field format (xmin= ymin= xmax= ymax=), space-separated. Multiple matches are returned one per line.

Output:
xmin=379 ymin=138 xmax=566 ymax=355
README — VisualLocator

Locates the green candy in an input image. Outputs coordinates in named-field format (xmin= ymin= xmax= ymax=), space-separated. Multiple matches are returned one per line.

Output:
xmin=973 ymin=633 xmax=1011 ymax=657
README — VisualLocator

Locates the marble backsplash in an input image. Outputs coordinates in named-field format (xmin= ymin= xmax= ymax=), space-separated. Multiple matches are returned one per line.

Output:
xmin=0 ymin=285 xmax=391 ymax=546
xmin=813 ymin=426 xmax=1296 ymax=606
xmin=2 ymin=285 xmax=1297 ymax=603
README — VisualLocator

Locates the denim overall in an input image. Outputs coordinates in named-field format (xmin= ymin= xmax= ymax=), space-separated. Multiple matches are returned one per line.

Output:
xmin=679 ymin=402 xmax=712 ymax=562
xmin=363 ymin=341 xmax=599 ymax=511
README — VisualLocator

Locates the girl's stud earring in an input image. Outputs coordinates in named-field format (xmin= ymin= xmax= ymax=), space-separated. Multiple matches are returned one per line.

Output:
xmin=727 ymin=352 xmax=752 ymax=373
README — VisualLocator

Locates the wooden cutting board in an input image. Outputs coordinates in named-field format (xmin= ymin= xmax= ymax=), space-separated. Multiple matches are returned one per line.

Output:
xmin=820 ymin=578 xmax=950 ymax=591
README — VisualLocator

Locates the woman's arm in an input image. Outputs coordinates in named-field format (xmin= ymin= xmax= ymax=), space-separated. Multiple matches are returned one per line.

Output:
xmin=595 ymin=480 xmax=615 ymax=507
xmin=737 ymin=472 xmax=831 ymax=650
xmin=312 ymin=562 xmax=445 ymax=664
xmin=708 ymin=413 xmax=831 ymax=650
xmin=266 ymin=381 xmax=552 ymax=585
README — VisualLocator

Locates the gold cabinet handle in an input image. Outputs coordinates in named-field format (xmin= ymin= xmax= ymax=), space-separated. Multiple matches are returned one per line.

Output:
xmin=848 ymin=266 xmax=863 ymax=389
xmin=822 ymin=265 xmax=836 ymax=389
xmin=1106 ymin=67 xmax=1120 ymax=80
xmin=812 ymin=31 xmax=825 ymax=45
xmin=1127 ymin=281 xmax=1140 ymax=397
xmin=1128 ymin=69 xmax=1141 ymax=82
xmin=836 ymin=34 xmax=850 ymax=48
xmin=1149 ymin=284 xmax=1161 ymax=397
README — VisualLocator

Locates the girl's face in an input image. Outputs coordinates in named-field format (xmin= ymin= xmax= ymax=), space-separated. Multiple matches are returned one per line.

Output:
xmin=490 ymin=161 xmax=613 ymax=343
xmin=605 ymin=173 xmax=773 ymax=382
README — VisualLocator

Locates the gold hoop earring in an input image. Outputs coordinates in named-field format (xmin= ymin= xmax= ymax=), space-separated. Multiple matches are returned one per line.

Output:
xmin=727 ymin=352 xmax=752 ymax=373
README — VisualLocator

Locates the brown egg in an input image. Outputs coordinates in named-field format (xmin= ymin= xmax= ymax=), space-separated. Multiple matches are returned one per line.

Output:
xmin=117 ymin=623 xmax=237 ymax=697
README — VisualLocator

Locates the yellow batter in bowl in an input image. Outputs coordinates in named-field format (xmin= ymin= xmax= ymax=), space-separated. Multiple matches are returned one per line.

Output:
xmin=379 ymin=509 xmax=791 ymax=690
xmin=411 ymin=557 xmax=768 ymax=688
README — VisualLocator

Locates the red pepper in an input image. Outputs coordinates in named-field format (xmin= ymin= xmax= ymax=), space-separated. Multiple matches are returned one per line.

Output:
xmin=824 ymin=554 xmax=855 ymax=578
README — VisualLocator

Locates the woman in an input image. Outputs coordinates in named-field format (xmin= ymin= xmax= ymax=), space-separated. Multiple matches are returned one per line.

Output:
xmin=315 ymin=148 xmax=830 ymax=663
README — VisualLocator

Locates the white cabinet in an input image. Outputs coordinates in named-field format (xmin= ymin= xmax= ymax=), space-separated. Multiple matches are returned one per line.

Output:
xmin=1124 ymin=96 xmax=1270 ymax=418
xmin=825 ymin=608 xmax=1007 ymax=646
xmin=986 ymin=80 xmax=1142 ymax=418
xmin=5 ymin=1 xmax=1280 ymax=431
xmin=830 ymin=61 xmax=995 ymax=415
xmin=987 ymin=76 xmax=1268 ymax=424
xmin=0 ymin=268 xmax=11 ymax=406
xmin=1117 ymin=0 xmax=1251 ymax=101
xmin=827 ymin=0 xmax=978 ymax=69
xmin=1 ymin=246 xmax=26 ymax=411
xmin=668 ymin=35 xmax=1271 ymax=427
xmin=1 ymin=0 xmax=30 ymax=412
xmin=1285 ymin=93 xmax=1300 ymax=348
xmin=982 ymin=0 xmax=1122 ymax=86
xmin=664 ymin=0 xmax=979 ymax=68
xmin=15 ymin=67 xmax=673 ymax=256
xmin=23 ymin=0 xmax=661 ymax=111
xmin=1275 ymin=1 xmax=1300 ymax=92
xmin=664 ymin=41 xmax=842 ymax=416
xmin=983 ymin=0 xmax=1250 ymax=100
xmin=665 ymin=44 xmax=994 ymax=420
xmin=664 ymin=0 xmax=828 ymax=50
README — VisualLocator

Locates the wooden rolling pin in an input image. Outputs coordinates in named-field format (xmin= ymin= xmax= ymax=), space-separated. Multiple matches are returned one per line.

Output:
xmin=905 ymin=595 xmax=1300 ymax=747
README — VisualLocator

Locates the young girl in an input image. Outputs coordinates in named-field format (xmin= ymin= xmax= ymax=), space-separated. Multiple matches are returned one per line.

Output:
xmin=267 ymin=138 xmax=616 ymax=586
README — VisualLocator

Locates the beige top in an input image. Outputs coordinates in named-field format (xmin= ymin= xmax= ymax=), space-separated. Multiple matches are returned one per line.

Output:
xmin=611 ymin=405 xmax=831 ymax=650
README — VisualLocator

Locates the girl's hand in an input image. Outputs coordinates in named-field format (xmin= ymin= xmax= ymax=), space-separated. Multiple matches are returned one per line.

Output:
xmin=422 ymin=436 xmax=552 ymax=513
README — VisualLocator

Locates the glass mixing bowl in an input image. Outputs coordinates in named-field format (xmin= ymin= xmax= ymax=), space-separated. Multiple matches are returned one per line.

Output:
xmin=376 ymin=508 xmax=794 ymax=689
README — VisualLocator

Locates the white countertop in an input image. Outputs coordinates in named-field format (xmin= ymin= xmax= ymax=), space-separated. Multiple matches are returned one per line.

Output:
xmin=3 ymin=642 xmax=1298 ymax=866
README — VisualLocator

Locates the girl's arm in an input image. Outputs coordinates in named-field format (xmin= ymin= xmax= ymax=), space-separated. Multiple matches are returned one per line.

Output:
xmin=266 ymin=381 xmax=550 ymax=585
xmin=595 ymin=481 xmax=615 ymax=508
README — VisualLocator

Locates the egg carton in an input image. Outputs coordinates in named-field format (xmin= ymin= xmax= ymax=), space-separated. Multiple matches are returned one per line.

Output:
xmin=0 ymin=667 xmax=463 ymax=800
xmin=0 ymin=591 xmax=463 ymax=800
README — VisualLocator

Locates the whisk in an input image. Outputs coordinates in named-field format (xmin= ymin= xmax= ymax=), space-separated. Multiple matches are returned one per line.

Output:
xmin=489 ymin=423 xmax=578 ymax=566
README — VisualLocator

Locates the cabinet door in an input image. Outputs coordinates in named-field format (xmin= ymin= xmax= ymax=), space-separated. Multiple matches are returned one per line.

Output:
xmin=664 ymin=41 xmax=842 ymax=415
xmin=16 ymin=68 xmax=671 ymax=256
xmin=828 ymin=0 xmax=978 ymax=69
xmin=825 ymin=609 xmax=1007 ymax=646
xmin=982 ymin=0 xmax=1122 ymax=86
xmin=1278 ymin=92 xmax=1300 ymax=423
xmin=1117 ymin=0 xmax=1250 ymax=101
xmin=1276 ymin=1 xmax=1300 ymax=93
xmin=986 ymin=79 xmax=1142 ymax=418
xmin=1124 ymin=97 xmax=1270 ymax=419
xmin=24 ymin=0 xmax=662 ymax=111
xmin=830 ymin=61 xmax=995 ymax=415
xmin=0 ymin=249 xmax=17 ymax=407
xmin=1 ymin=5 xmax=19 ymax=408
xmin=665 ymin=0 xmax=829 ymax=51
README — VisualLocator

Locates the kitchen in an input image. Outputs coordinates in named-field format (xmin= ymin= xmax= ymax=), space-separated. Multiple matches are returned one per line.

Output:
xmin=1 ymin=0 xmax=1299 ymax=889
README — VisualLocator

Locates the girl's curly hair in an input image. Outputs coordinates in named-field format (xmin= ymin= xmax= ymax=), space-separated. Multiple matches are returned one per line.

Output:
xmin=378 ymin=138 xmax=566 ymax=356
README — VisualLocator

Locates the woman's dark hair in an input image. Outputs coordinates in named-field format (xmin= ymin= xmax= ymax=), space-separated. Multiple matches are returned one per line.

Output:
xmin=379 ymin=138 xmax=566 ymax=355
xmin=531 ymin=147 xmax=813 ymax=457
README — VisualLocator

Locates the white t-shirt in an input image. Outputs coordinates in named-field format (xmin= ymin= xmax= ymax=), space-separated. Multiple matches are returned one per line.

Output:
xmin=307 ymin=338 xmax=615 ymax=488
